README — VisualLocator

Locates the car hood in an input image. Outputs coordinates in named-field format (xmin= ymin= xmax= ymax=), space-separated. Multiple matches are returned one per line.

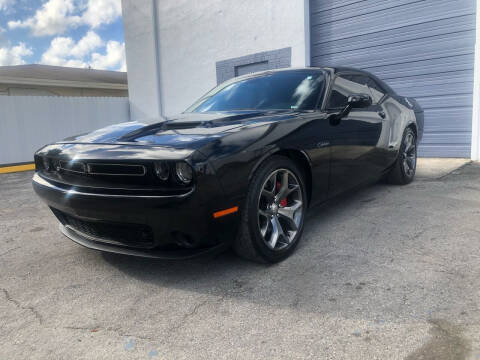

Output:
xmin=63 ymin=111 xmax=292 ymax=150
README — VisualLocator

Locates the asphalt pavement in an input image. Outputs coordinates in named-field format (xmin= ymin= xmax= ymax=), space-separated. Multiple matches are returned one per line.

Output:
xmin=1 ymin=160 xmax=479 ymax=359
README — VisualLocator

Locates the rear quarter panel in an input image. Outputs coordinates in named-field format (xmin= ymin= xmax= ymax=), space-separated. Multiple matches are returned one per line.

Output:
xmin=388 ymin=95 xmax=423 ymax=149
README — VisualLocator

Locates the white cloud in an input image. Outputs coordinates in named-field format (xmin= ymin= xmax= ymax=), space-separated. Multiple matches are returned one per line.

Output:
xmin=8 ymin=0 xmax=81 ymax=36
xmin=41 ymin=32 xmax=125 ymax=71
xmin=71 ymin=30 xmax=103 ymax=57
xmin=0 ymin=42 xmax=33 ymax=66
xmin=41 ymin=36 xmax=85 ymax=67
xmin=90 ymin=41 xmax=125 ymax=71
xmin=41 ymin=31 xmax=103 ymax=67
xmin=0 ymin=0 xmax=14 ymax=12
xmin=7 ymin=0 xmax=122 ymax=37
xmin=81 ymin=0 xmax=122 ymax=28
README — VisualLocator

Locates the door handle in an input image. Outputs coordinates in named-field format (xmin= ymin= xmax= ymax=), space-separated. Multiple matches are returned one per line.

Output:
xmin=378 ymin=111 xmax=386 ymax=119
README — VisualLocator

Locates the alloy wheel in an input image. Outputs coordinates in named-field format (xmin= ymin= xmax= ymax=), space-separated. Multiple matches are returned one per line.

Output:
xmin=402 ymin=131 xmax=417 ymax=177
xmin=257 ymin=169 xmax=304 ymax=251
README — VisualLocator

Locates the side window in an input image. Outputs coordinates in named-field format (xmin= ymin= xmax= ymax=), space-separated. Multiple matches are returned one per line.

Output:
xmin=367 ymin=78 xmax=386 ymax=104
xmin=327 ymin=74 xmax=370 ymax=109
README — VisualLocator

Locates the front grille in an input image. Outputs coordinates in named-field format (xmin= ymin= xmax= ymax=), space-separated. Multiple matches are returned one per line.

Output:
xmin=57 ymin=161 xmax=146 ymax=177
xmin=35 ymin=155 xmax=194 ymax=196
xmin=59 ymin=160 xmax=86 ymax=174
xmin=86 ymin=163 xmax=146 ymax=176
xmin=52 ymin=209 xmax=154 ymax=249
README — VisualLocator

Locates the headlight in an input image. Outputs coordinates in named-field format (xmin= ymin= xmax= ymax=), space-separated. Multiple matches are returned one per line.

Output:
xmin=175 ymin=162 xmax=193 ymax=184
xmin=154 ymin=161 xmax=170 ymax=181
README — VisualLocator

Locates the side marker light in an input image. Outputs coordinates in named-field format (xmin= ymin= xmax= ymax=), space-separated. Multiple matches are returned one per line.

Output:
xmin=213 ymin=206 xmax=239 ymax=218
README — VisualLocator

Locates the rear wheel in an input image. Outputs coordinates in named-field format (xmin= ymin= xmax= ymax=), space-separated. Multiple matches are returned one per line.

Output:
xmin=233 ymin=156 xmax=307 ymax=263
xmin=387 ymin=127 xmax=417 ymax=185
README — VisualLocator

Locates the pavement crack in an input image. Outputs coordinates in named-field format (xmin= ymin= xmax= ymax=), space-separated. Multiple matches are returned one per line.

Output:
xmin=63 ymin=325 xmax=96 ymax=331
xmin=105 ymin=327 xmax=156 ymax=341
xmin=166 ymin=299 xmax=209 ymax=336
xmin=1 ymin=288 xmax=44 ymax=325
xmin=181 ymin=299 xmax=209 ymax=321
xmin=410 ymin=228 xmax=428 ymax=240
xmin=63 ymin=325 xmax=156 ymax=341
xmin=0 ymin=246 xmax=20 ymax=257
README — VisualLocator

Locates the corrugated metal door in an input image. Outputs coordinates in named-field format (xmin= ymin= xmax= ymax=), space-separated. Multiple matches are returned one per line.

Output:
xmin=310 ymin=0 xmax=476 ymax=157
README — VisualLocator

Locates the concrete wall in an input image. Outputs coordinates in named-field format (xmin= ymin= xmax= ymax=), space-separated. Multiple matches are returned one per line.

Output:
xmin=0 ymin=96 xmax=130 ymax=165
xmin=122 ymin=0 xmax=309 ymax=118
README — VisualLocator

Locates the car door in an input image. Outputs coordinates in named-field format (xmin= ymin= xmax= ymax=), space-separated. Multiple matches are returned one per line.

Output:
xmin=325 ymin=73 xmax=386 ymax=197
xmin=366 ymin=77 xmax=397 ymax=168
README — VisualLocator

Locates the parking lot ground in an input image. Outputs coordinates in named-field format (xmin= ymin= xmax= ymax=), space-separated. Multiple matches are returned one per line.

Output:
xmin=1 ymin=162 xmax=480 ymax=359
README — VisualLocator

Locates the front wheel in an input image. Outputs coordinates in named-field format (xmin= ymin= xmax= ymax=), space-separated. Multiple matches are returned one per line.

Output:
xmin=233 ymin=156 xmax=307 ymax=263
xmin=387 ymin=127 xmax=417 ymax=185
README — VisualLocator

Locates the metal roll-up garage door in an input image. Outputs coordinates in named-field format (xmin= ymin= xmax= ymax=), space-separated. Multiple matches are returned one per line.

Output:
xmin=310 ymin=0 xmax=476 ymax=157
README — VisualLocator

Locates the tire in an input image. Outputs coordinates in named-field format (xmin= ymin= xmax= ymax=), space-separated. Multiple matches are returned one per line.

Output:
xmin=233 ymin=155 xmax=307 ymax=263
xmin=387 ymin=127 xmax=417 ymax=185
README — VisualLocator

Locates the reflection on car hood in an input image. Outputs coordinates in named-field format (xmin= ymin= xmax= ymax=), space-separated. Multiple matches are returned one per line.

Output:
xmin=61 ymin=110 xmax=292 ymax=150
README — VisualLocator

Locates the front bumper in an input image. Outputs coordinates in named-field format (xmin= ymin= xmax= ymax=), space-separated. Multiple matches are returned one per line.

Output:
xmin=32 ymin=173 xmax=240 ymax=259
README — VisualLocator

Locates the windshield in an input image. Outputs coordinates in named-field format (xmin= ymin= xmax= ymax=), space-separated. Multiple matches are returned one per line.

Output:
xmin=186 ymin=70 xmax=326 ymax=113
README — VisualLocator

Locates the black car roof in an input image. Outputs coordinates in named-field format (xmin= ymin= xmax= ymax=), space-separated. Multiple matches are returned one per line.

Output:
xmin=241 ymin=66 xmax=367 ymax=75
xmin=326 ymin=67 xmax=396 ymax=93
xmin=226 ymin=67 xmax=396 ymax=95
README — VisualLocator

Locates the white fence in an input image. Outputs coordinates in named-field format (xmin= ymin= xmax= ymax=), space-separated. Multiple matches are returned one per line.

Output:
xmin=0 ymin=96 xmax=130 ymax=165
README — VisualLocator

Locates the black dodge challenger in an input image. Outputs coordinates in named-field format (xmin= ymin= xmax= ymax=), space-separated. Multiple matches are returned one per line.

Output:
xmin=33 ymin=67 xmax=424 ymax=263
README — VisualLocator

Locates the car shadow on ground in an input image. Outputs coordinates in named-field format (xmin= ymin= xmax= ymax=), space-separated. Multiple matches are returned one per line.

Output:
xmin=101 ymin=182 xmax=378 ymax=277
xmin=99 ymin=180 xmax=454 ymax=323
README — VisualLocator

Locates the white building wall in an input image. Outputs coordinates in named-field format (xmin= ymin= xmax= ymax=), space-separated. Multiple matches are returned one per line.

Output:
xmin=122 ymin=0 xmax=163 ymax=121
xmin=122 ymin=0 xmax=309 ymax=118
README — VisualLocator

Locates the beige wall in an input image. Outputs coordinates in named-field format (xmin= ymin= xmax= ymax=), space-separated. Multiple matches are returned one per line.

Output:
xmin=0 ymin=84 xmax=128 ymax=97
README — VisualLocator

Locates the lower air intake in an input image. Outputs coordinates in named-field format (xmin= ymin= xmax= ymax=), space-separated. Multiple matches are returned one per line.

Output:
xmin=52 ymin=209 xmax=154 ymax=249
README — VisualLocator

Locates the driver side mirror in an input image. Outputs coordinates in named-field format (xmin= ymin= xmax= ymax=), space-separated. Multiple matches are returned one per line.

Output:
xmin=330 ymin=93 xmax=372 ymax=125
xmin=347 ymin=93 xmax=372 ymax=109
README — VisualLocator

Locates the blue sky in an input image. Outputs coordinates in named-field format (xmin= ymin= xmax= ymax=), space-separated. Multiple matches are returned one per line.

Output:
xmin=0 ymin=0 xmax=125 ymax=71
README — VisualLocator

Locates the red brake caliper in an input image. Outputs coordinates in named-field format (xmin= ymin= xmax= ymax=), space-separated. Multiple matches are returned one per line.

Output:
xmin=276 ymin=182 xmax=288 ymax=207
